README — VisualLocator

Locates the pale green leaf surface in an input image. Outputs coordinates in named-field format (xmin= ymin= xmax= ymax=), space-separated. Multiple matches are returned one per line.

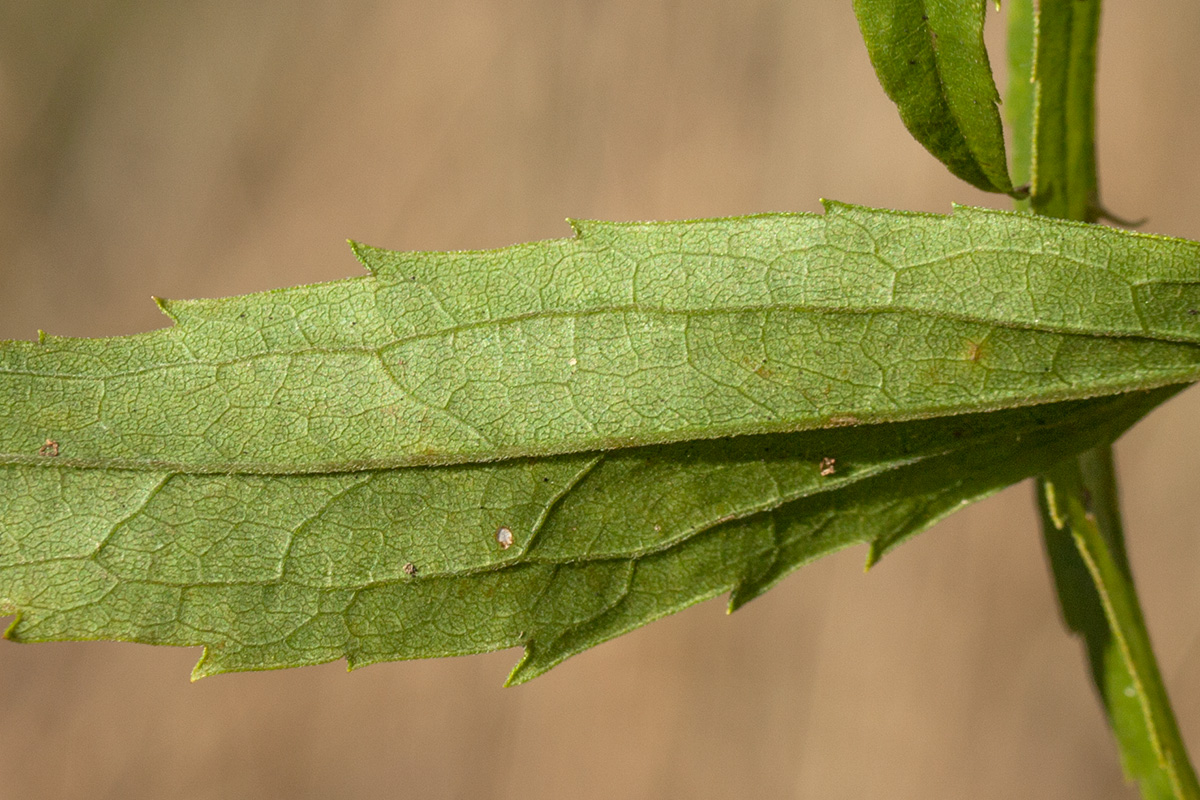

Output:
xmin=3 ymin=204 xmax=1198 ymax=681
xmin=0 ymin=388 xmax=1177 ymax=681
xmin=4 ymin=204 xmax=1200 ymax=473
xmin=852 ymin=0 xmax=1014 ymax=193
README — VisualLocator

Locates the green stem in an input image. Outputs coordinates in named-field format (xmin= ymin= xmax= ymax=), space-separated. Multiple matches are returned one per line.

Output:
xmin=1027 ymin=0 xmax=1101 ymax=221
xmin=1008 ymin=0 xmax=1199 ymax=796
xmin=1040 ymin=457 xmax=1200 ymax=799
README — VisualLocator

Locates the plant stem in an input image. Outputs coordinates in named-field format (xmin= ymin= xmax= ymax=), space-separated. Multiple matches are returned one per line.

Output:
xmin=1040 ymin=454 xmax=1200 ymax=799
xmin=1008 ymin=0 xmax=1199 ymax=796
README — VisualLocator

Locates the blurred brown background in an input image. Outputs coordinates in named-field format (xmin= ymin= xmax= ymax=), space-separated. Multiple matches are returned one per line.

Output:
xmin=1 ymin=2 xmax=1198 ymax=798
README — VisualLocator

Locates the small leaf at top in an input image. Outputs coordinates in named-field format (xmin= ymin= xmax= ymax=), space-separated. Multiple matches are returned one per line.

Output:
xmin=853 ymin=0 xmax=1016 ymax=194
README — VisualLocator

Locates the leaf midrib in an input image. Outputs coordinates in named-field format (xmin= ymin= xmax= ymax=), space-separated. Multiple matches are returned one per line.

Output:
xmin=10 ymin=290 xmax=1200 ymax=387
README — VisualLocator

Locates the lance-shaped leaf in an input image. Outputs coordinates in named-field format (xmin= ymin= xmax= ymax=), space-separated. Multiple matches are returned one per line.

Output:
xmin=0 ymin=388 xmax=1176 ymax=681
xmin=853 ymin=0 xmax=1015 ymax=194
xmin=4 ymin=203 xmax=1200 ymax=474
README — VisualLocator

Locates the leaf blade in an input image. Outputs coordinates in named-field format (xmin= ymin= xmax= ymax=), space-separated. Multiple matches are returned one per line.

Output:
xmin=5 ymin=204 xmax=1200 ymax=473
xmin=0 ymin=388 xmax=1178 ymax=680
xmin=853 ymin=0 xmax=1014 ymax=193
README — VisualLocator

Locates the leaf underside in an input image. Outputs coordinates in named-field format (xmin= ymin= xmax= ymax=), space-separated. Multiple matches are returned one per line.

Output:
xmin=5 ymin=203 xmax=1200 ymax=474
xmin=3 ymin=202 xmax=1200 ymax=681
xmin=0 ymin=388 xmax=1179 ymax=682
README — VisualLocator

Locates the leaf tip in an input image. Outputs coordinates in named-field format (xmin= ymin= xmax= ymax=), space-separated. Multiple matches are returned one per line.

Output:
xmin=566 ymin=218 xmax=591 ymax=239
xmin=1 ymin=607 xmax=22 ymax=641
xmin=504 ymin=646 xmax=541 ymax=687
xmin=347 ymin=239 xmax=379 ymax=275
xmin=864 ymin=541 xmax=884 ymax=572
xmin=190 ymin=648 xmax=217 ymax=681
xmin=153 ymin=296 xmax=180 ymax=323
xmin=819 ymin=198 xmax=853 ymax=215
xmin=727 ymin=588 xmax=752 ymax=614
xmin=729 ymin=567 xmax=784 ymax=612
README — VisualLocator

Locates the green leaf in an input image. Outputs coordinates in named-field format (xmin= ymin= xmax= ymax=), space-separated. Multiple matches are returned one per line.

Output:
xmin=3 ymin=203 xmax=1200 ymax=681
xmin=5 ymin=203 xmax=1200 ymax=474
xmin=852 ymin=0 xmax=1016 ymax=194
xmin=0 ymin=388 xmax=1176 ymax=681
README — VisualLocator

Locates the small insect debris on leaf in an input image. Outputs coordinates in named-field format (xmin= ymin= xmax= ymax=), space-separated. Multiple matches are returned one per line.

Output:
xmin=819 ymin=457 xmax=837 ymax=476
xmin=403 ymin=562 xmax=418 ymax=576
xmin=38 ymin=439 xmax=60 ymax=457
xmin=496 ymin=526 xmax=515 ymax=550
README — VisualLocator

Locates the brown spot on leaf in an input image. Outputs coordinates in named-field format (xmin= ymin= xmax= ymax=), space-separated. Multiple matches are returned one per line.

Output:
xmin=38 ymin=439 xmax=59 ymax=457
xmin=403 ymin=562 xmax=418 ymax=576
xmin=741 ymin=355 xmax=773 ymax=379
xmin=819 ymin=457 xmax=837 ymax=476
